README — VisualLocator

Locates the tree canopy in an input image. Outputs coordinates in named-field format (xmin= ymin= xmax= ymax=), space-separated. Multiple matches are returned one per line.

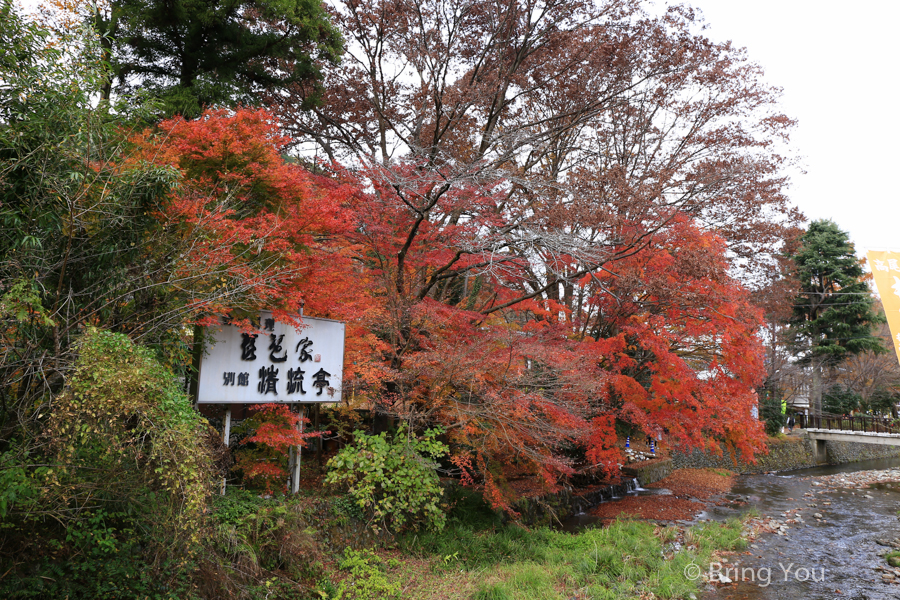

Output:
xmin=2 ymin=0 xmax=810 ymax=526
xmin=789 ymin=219 xmax=884 ymax=364
xmin=264 ymin=0 xmax=800 ymax=504
xmin=787 ymin=219 xmax=885 ymax=413
xmin=41 ymin=0 xmax=343 ymax=117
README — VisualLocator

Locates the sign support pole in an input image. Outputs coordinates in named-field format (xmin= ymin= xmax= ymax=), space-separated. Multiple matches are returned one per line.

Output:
xmin=221 ymin=406 xmax=232 ymax=496
xmin=291 ymin=406 xmax=305 ymax=494
xmin=288 ymin=303 xmax=306 ymax=494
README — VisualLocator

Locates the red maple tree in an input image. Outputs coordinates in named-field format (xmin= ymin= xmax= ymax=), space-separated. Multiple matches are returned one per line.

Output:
xmin=263 ymin=0 xmax=798 ymax=508
xmin=125 ymin=107 xmax=385 ymax=384
xmin=113 ymin=1 xmax=798 ymax=510
xmin=233 ymin=404 xmax=327 ymax=493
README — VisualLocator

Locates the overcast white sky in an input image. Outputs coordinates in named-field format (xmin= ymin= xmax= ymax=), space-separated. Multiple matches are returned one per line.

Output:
xmin=16 ymin=0 xmax=897 ymax=254
xmin=684 ymin=0 xmax=900 ymax=256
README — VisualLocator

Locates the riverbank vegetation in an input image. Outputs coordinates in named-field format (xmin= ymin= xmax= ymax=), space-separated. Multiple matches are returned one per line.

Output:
xmin=392 ymin=504 xmax=749 ymax=600
xmin=176 ymin=484 xmax=752 ymax=600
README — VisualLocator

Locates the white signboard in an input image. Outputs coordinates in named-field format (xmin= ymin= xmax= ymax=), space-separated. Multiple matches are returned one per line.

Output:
xmin=197 ymin=312 xmax=345 ymax=404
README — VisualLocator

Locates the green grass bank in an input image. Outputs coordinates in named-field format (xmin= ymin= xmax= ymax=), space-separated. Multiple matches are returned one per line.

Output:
xmin=193 ymin=484 xmax=754 ymax=600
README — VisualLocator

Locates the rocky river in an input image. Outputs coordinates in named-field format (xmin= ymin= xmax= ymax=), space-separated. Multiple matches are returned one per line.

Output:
xmin=698 ymin=457 xmax=900 ymax=600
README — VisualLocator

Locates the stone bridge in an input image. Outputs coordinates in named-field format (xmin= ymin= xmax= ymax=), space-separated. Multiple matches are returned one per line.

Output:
xmin=806 ymin=428 xmax=900 ymax=463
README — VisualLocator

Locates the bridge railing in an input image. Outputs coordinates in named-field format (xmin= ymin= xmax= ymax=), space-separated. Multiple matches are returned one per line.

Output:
xmin=797 ymin=412 xmax=900 ymax=435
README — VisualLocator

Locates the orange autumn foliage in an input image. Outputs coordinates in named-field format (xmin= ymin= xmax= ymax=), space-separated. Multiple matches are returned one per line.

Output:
xmin=125 ymin=106 xmax=769 ymax=513
xmin=126 ymin=108 xmax=385 ymax=384
xmin=233 ymin=404 xmax=327 ymax=493
xmin=341 ymin=158 xmax=768 ymax=510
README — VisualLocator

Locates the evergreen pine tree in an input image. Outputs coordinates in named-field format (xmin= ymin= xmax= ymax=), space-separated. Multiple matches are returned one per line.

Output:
xmin=94 ymin=0 xmax=342 ymax=117
xmin=790 ymin=219 xmax=885 ymax=412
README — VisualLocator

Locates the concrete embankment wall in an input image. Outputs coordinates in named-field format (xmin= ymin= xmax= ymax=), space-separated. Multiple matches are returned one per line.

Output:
xmin=671 ymin=434 xmax=900 ymax=473
xmin=621 ymin=458 xmax=673 ymax=485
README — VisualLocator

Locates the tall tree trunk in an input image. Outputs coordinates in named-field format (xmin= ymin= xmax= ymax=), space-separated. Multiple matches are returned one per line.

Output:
xmin=92 ymin=6 xmax=120 ymax=102
xmin=812 ymin=361 xmax=823 ymax=414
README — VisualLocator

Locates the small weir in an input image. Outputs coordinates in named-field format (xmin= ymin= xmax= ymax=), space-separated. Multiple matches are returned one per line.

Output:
xmin=558 ymin=477 xmax=673 ymax=532
xmin=578 ymin=477 xmax=674 ymax=508
xmin=571 ymin=477 xmax=639 ymax=511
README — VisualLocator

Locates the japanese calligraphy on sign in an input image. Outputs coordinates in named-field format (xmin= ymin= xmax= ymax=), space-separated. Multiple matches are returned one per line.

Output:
xmin=196 ymin=312 xmax=345 ymax=404
xmin=867 ymin=250 xmax=900 ymax=366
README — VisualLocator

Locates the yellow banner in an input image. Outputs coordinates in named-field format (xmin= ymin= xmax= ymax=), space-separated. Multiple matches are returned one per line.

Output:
xmin=866 ymin=250 xmax=900 ymax=365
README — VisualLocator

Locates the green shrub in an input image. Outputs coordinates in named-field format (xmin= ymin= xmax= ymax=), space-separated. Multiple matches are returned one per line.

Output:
xmin=331 ymin=493 xmax=366 ymax=523
xmin=324 ymin=548 xmax=401 ymax=600
xmin=760 ymin=392 xmax=785 ymax=436
xmin=206 ymin=489 xmax=323 ymax=583
xmin=50 ymin=328 xmax=213 ymax=540
xmin=823 ymin=385 xmax=862 ymax=414
xmin=324 ymin=426 xmax=448 ymax=532
xmin=0 ymin=328 xmax=212 ymax=599
xmin=886 ymin=550 xmax=900 ymax=568
xmin=0 ymin=447 xmax=40 ymax=519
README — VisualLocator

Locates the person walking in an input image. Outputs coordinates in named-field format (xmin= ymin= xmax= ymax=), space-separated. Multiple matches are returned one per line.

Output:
xmin=787 ymin=415 xmax=795 ymax=433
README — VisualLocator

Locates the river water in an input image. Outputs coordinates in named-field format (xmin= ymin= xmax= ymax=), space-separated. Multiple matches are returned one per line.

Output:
xmin=697 ymin=456 xmax=900 ymax=600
